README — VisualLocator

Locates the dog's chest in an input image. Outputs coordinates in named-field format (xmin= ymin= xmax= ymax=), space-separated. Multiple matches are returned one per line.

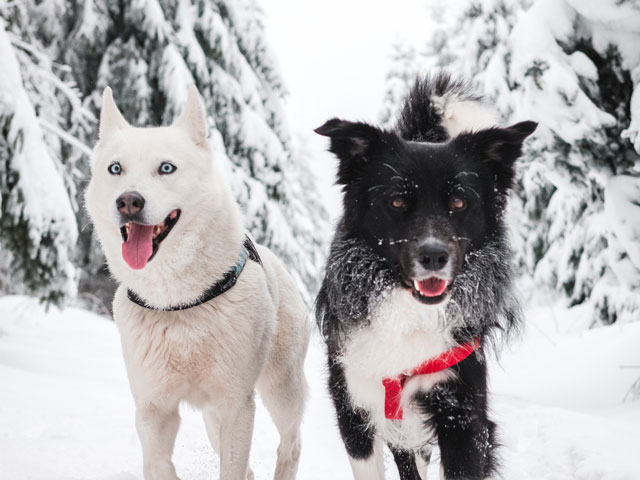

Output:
xmin=116 ymin=304 xmax=257 ymax=405
xmin=123 ymin=311 xmax=219 ymax=369
xmin=340 ymin=288 xmax=454 ymax=448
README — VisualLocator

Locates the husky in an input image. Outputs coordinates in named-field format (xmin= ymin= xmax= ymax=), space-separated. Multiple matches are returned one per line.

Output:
xmin=85 ymin=85 xmax=310 ymax=480
xmin=314 ymin=74 xmax=537 ymax=479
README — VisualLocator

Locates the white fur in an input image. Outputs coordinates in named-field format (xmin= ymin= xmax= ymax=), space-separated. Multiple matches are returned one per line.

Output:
xmin=416 ymin=451 xmax=431 ymax=480
xmin=86 ymin=86 xmax=310 ymax=480
xmin=340 ymin=287 xmax=455 ymax=451
xmin=348 ymin=440 xmax=386 ymax=480
xmin=432 ymin=94 xmax=499 ymax=137
xmin=99 ymin=87 xmax=129 ymax=141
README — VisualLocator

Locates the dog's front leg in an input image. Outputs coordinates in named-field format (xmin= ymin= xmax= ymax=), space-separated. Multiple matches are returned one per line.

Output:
xmin=423 ymin=357 xmax=498 ymax=480
xmin=136 ymin=403 xmax=181 ymax=480
xmin=203 ymin=407 xmax=255 ymax=480
xmin=348 ymin=439 xmax=386 ymax=480
xmin=389 ymin=445 xmax=421 ymax=480
xmin=328 ymin=359 xmax=385 ymax=480
xmin=218 ymin=393 xmax=256 ymax=480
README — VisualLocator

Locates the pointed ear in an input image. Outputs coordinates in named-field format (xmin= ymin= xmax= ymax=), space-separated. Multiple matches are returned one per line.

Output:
xmin=455 ymin=120 xmax=537 ymax=190
xmin=174 ymin=84 xmax=208 ymax=147
xmin=99 ymin=87 xmax=130 ymax=141
xmin=315 ymin=118 xmax=397 ymax=184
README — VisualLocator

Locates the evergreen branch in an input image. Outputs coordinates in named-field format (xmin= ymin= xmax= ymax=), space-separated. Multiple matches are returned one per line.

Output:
xmin=39 ymin=120 xmax=93 ymax=159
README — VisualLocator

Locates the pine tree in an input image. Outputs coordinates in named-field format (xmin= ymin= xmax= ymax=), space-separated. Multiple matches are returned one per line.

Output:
xmin=383 ymin=0 xmax=640 ymax=325
xmin=0 ymin=17 xmax=78 ymax=306
xmin=0 ymin=0 xmax=327 ymax=307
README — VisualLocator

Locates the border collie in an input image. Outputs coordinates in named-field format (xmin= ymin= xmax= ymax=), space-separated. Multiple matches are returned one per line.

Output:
xmin=314 ymin=73 xmax=536 ymax=480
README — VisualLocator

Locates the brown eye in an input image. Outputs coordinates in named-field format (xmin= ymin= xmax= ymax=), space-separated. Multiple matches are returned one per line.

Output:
xmin=450 ymin=196 xmax=466 ymax=211
xmin=390 ymin=197 xmax=406 ymax=209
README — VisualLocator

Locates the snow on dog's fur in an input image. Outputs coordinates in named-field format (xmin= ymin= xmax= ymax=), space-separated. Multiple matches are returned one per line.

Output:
xmin=85 ymin=85 xmax=310 ymax=480
xmin=315 ymin=73 xmax=536 ymax=480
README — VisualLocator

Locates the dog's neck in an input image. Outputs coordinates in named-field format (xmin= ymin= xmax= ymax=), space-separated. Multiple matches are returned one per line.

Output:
xmin=110 ymin=189 xmax=247 ymax=309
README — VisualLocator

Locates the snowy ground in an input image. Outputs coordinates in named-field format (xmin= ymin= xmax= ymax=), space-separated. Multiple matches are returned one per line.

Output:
xmin=1 ymin=295 xmax=639 ymax=480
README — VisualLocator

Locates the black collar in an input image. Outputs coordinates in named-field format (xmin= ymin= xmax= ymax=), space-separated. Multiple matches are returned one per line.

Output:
xmin=127 ymin=235 xmax=262 ymax=311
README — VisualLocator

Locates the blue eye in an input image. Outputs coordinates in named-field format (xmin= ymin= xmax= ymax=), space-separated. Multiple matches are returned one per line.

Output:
xmin=159 ymin=162 xmax=176 ymax=175
xmin=108 ymin=162 xmax=121 ymax=175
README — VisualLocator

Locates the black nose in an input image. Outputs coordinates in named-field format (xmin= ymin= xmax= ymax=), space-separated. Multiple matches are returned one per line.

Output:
xmin=116 ymin=191 xmax=145 ymax=217
xmin=418 ymin=243 xmax=449 ymax=271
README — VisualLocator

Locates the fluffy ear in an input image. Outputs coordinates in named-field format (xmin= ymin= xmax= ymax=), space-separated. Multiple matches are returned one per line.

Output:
xmin=455 ymin=120 xmax=537 ymax=190
xmin=99 ymin=87 xmax=130 ymax=141
xmin=174 ymin=84 xmax=208 ymax=147
xmin=315 ymin=118 xmax=396 ymax=184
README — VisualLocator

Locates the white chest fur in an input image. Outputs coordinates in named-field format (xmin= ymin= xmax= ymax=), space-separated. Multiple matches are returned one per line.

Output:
xmin=112 ymin=270 xmax=276 ymax=410
xmin=340 ymin=287 xmax=455 ymax=449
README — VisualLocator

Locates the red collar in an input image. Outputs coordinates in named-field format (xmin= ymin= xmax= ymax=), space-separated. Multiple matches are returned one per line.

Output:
xmin=381 ymin=338 xmax=481 ymax=420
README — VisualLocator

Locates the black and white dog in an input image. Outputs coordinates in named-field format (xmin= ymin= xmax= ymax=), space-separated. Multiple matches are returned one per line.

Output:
xmin=315 ymin=74 xmax=536 ymax=480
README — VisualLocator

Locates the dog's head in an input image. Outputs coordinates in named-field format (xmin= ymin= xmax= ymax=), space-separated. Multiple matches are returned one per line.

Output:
xmin=316 ymin=119 xmax=536 ymax=306
xmin=85 ymin=85 xmax=218 ymax=274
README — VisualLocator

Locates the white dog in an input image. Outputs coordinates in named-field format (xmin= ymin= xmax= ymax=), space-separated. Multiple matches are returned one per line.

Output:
xmin=85 ymin=85 xmax=310 ymax=480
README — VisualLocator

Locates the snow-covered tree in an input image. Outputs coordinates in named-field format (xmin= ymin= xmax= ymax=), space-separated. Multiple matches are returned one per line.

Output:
xmin=0 ymin=20 xmax=78 ymax=306
xmin=0 ymin=0 xmax=327 ymax=307
xmin=382 ymin=0 xmax=640 ymax=325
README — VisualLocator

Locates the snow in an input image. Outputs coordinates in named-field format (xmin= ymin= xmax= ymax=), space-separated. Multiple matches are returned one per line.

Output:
xmin=508 ymin=0 xmax=617 ymax=143
xmin=159 ymin=44 xmax=194 ymax=120
xmin=622 ymin=85 xmax=640 ymax=154
xmin=1 ymin=0 xmax=639 ymax=476
xmin=1 ymin=295 xmax=639 ymax=480
xmin=392 ymin=0 xmax=640 ymax=325
xmin=130 ymin=0 xmax=170 ymax=43
xmin=1 ymin=0 xmax=329 ymax=305
xmin=605 ymin=175 xmax=640 ymax=290
xmin=262 ymin=0 xmax=436 ymax=220
xmin=0 ymin=25 xmax=77 ymax=242
xmin=0 ymin=22 xmax=78 ymax=300
xmin=565 ymin=0 xmax=640 ymax=47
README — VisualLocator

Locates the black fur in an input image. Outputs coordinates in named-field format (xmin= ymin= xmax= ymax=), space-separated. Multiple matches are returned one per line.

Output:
xmin=327 ymin=357 xmax=377 ymax=460
xmin=315 ymin=74 xmax=536 ymax=479
xmin=389 ymin=444 xmax=421 ymax=479
xmin=417 ymin=354 xmax=499 ymax=479
xmin=396 ymin=73 xmax=481 ymax=143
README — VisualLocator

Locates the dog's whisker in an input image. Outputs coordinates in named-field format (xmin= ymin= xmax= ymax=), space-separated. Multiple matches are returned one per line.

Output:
xmin=454 ymin=172 xmax=479 ymax=179
xmin=382 ymin=162 xmax=401 ymax=176
xmin=368 ymin=185 xmax=393 ymax=192
xmin=465 ymin=186 xmax=480 ymax=199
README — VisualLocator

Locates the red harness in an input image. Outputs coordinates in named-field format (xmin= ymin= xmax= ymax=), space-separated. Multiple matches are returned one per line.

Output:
xmin=381 ymin=338 xmax=481 ymax=420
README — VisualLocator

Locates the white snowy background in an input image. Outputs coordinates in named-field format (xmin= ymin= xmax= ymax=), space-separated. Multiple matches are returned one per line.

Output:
xmin=1 ymin=0 xmax=640 ymax=479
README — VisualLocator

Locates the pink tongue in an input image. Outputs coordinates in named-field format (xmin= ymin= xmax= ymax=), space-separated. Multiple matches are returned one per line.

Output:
xmin=122 ymin=223 xmax=154 ymax=270
xmin=417 ymin=278 xmax=447 ymax=297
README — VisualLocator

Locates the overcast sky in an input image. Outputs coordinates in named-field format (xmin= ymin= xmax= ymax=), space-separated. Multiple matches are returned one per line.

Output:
xmin=261 ymin=0 xmax=432 ymax=216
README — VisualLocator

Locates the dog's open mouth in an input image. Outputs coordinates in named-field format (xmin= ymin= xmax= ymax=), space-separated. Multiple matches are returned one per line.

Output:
xmin=411 ymin=277 xmax=449 ymax=305
xmin=120 ymin=209 xmax=180 ymax=270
